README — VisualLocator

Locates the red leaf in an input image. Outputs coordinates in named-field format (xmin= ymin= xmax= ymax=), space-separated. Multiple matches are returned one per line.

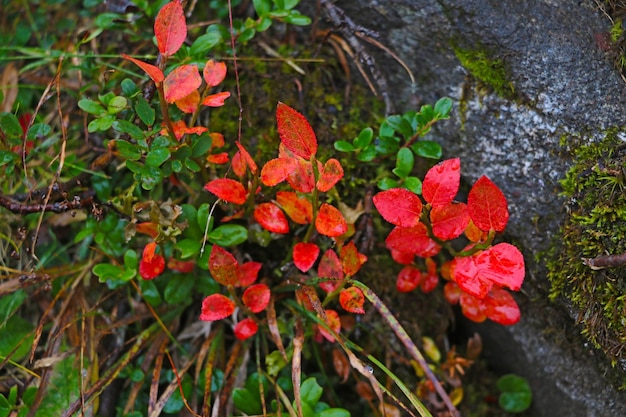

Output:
xmin=276 ymin=102 xmax=318 ymax=159
xmin=396 ymin=265 xmax=422 ymax=293
xmin=121 ymin=54 xmax=164 ymax=83
xmin=339 ymin=287 xmax=365 ymax=314
xmin=385 ymin=224 xmax=440 ymax=258
xmin=430 ymin=202 xmax=470 ymax=240
xmin=373 ymin=188 xmax=422 ymax=228
xmin=340 ymin=241 xmax=367 ymax=276
xmin=237 ymin=261 xmax=262 ymax=287
xmin=136 ymin=222 xmax=159 ymax=238
xmin=208 ymin=245 xmax=239 ymax=286
xmin=202 ymin=91 xmax=231 ymax=107
xmin=390 ymin=249 xmax=414 ymax=265
xmin=242 ymin=283 xmax=271 ymax=313
xmin=317 ymin=158 xmax=344 ymax=192
xmin=234 ymin=318 xmax=258 ymax=340
xmin=287 ymin=159 xmax=319 ymax=193
xmin=204 ymin=178 xmax=247 ymax=204
xmin=164 ymin=64 xmax=202 ymax=103
xmin=443 ymin=281 xmax=462 ymax=305
xmin=464 ymin=220 xmax=487 ymax=243
xmin=451 ymin=255 xmax=492 ymax=299
xmin=200 ymin=293 xmax=235 ymax=321
xmin=467 ymin=176 xmax=509 ymax=232
xmin=154 ymin=0 xmax=186 ymax=57
xmin=203 ymin=60 xmax=227 ymax=87
xmin=484 ymin=288 xmax=520 ymax=325
xmin=318 ymin=309 xmax=341 ymax=342
xmin=318 ymin=249 xmax=344 ymax=293
xmin=235 ymin=141 xmax=258 ymax=174
xmin=167 ymin=258 xmax=195 ymax=273
xmin=276 ymin=191 xmax=313 ymax=224
xmin=260 ymin=158 xmax=297 ymax=186
xmin=420 ymin=258 xmax=439 ymax=293
xmin=315 ymin=203 xmax=348 ymax=237
xmin=164 ymin=119 xmax=208 ymax=141
xmin=293 ymin=242 xmax=320 ymax=272
xmin=139 ymin=242 xmax=165 ymax=279
xmin=207 ymin=152 xmax=229 ymax=164
xmin=254 ymin=203 xmax=289 ymax=234
xmin=175 ymin=90 xmax=200 ymax=113
xmin=475 ymin=243 xmax=525 ymax=291
xmin=422 ymin=158 xmax=461 ymax=207
xmin=459 ymin=292 xmax=487 ymax=323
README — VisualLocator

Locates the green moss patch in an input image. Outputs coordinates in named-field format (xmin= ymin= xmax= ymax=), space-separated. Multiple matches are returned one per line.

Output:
xmin=453 ymin=44 xmax=516 ymax=100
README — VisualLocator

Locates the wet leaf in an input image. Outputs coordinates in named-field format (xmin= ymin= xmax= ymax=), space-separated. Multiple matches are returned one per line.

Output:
xmin=332 ymin=348 xmax=350 ymax=382
xmin=139 ymin=242 xmax=165 ymax=279
xmin=396 ymin=265 xmax=422 ymax=293
xmin=276 ymin=102 xmax=317 ymax=159
xmin=155 ymin=0 xmax=187 ymax=57
xmin=484 ymin=288 xmax=521 ymax=325
xmin=420 ymin=257 xmax=439 ymax=293
xmin=467 ymin=176 xmax=509 ymax=232
xmin=254 ymin=202 xmax=289 ymax=234
xmin=287 ymin=158 xmax=318 ymax=193
xmin=373 ymin=188 xmax=422 ymax=228
xmin=235 ymin=141 xmax=258 ymax=174
xmin=208 ymin=245 xmax=239 ymax=286
xmin=276 ymin=191 xmax=312 ymax=224
xmin=201 ymin=91 xmax=231 ymax=107
xmin=317 ymin=158 xmax=344 ymax=192
xmin=340 ymin=241 xmax=367 ymax=276
xmin=234 ymin=318 xmax=258 ymax=340
xmin=318 ymin=249 xmax=344 ymax=293
xmin=385 ymin=224 xmax=440 ymax=258
xmin=237 ymin=261 xmax=262 ymax=287
xmin=242 ymin=284 xmax=271 ymax=313
xmin=459 ymin=291 xmax=487 ymax=323
xmin=443 ymin=281 xmax=462 ymax=305
xmin=260 ymin=157 xmax=297 ymax=186
xmin=200 ymin=293 xmax=235 ymax=321
xmin=339 ymin=287 xmax=365 ymax=314
xmin=121 ymin=54 xmax=164 ymax=83
xmin=174 ymin=90 xmax=200 ymax=113
xmin=475 ymin=243 xmax=525 ymax=291
xmin=452 ymin=255 xmax=492 ymax=299
xmin=204 ymin=178 xmax=247 ymax=204
xmin=316 ymin=203 xmax=347 ymax=237
xmin=293 ymin=242 xmax=320 ymax=272
xmin=422 ymin=157 xmax=460 ymax=207
xmin=203 ymin=60 xmax=227 ymax=87
xmin=163 ymin=64 xmax=202 ymax=103
xmin=430 ymin=202 xmax=469 ymax=240
xmin=318 ymin=309 xmax=341 ymax=343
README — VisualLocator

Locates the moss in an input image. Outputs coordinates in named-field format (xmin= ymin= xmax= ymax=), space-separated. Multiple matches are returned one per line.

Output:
xmin=547 ymin=129 xmax=626 ymax=364
xmin=453 ymin=44 xmax=516 ymax=100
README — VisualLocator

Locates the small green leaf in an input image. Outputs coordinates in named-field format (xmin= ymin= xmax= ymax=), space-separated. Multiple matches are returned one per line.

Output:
xmin=26 ymin=123 xmax=51 ymax=140
xmin=121 ymin=78 xmax=138 ymax=96
xmin=253 ymin=0 xmax=272 ymax=15
xmin=266 ymin=349 xmax=289 ymax=377
xmin=316 ymin=408 xmax=351 ymax=417
xmin=300 ymin=377 xmax=323 ymax=405
xmin=135 ymin=97 xmax=155 ymax=126
xmin=185 ymin=158 xmax=201 ymax=172
xmin=93 ymin=264 xmax=124 ymax=282
xmin=375 ymin=136 xmax=400 ymax=156
xmin=145 ymin=147 xmax=170 ymax=167
xmin=174 ymin=145 xmax=192 ymax=160
xmin=87 ymin=115 xmax=114 ymax=132
xmin=434 ymin=97 xmax=452 ymax=117
xmin=357 ymin=147 xmax=376 ymax=162
xmin=113 ymin=120 xmax=144 ymax=141
xmin=284 ymin=12 xmax=311 ymax=26
xmin=124 ymin=249 xmax=138 ymax=270
xmin=411 ymin=140 xmax=442 ymax=159
xmin=0 ymin=151 xmax=18 ymax=167
xmin=377 ymin=177 xmax=398 ymax=190
xmin=78 ymin=99 xmax=106 ymax=116
xmin=139 ymin=280 xmax=161 ymax=306
xmin=403 ymin=176 xmax=422 ymax=194
xmin=385 ymin=115 xmax=414 ymax=138
xmin=115 ymin=140 xmax=142 ymax=161
xmin=164 ymin=275 xmax=194 ymax=305
xmin=333 ymin=140 xmax=354 ymax=152
xmin=497 ymin=374 xmax=532 ymax=413
xmin=107 ymin=96 xmax=127 ymax=114
xmin=353 ymin=127 xmax=373 ymax=149
xmin=190 ymin=32 xmax=222 ymax=56
xmin=125 ymin=160 xmax=142 ymax=173
xmin=239 ymin=27 xmax=256 ymax=43
xmin=233 ymin=388 xmax=262 ymax=415
xmin=392 ymin=147 xmax=414 ymax=178
xmin=191 ymin=133 xmax=213 ymax=157
xmin=139 ymin=165 xmax=164 ymax=190
xmin=175 ymin=239 xmax=202 ymax=259
xmin=208 ymin=224 xmax=248 ymax=246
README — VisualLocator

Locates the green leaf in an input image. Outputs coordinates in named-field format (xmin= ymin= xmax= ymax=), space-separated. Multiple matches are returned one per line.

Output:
xmin=497 ymin=374 xmax=532 ymax=413
xmin=175 ymin=239 xmax=202 ymax=259
xmin=333 ymin=140 xmax=354 ymax=152
xmin=78 ymin=99 xmax=106 ymax=116
xmin=191 ymin=133 xmax=213 ymax=157
xmin=434 ymin=97 xmax=452 ymax=117
xmin=377 ymin=177 xmax=398 ymax=190
xmin=245 ymin=372 xmax=269 ymax=399
xmin=125 ymin=160 xmax=142 ymax=173
xmin=121 ymin=78 xmax=138 ymax=96
xmin=392 ymin=147 xmax=414 ymax=178
xmin=233 ymin=388 xmax=262 ymax=415
xmin=190 ymin=32 xmax=222 ymax=56
xmin=113 ymin=120 xmax=144 ymax=141
xmin=0 ymin=151 xmax=18 ymax=167
xmin=197 ymin=204 xmax=214 ymax=232
xmin=174 ymin=145 xmax=192 ymax=160
xmin=209 ymin=224 xmax=248 ymax=246
xmin=411 ymin=140 xmax=442 ymax=159
xmin=385 ymin=115 xmax=414 ymax=138
xmin=135 ymin=96 xmax=155 ymax=126
xmin=0 ymin=315 xmax=34 ymax=362
xmin=316 ymin=408 xmax=351 ymax=417
xmin=115 ymin=140 xmax=142 ymax=161
xmin=34 ymin=355 xmax=80 ymax=417
xmin=139 ymin=280 xmax=161 ymax=306
xmin=107 ymin=96 xmax=127 ymax=114
xmin=26 ymin=123 xmax=51 ymax=140
xmin=0 ymin=113 xmax=22 ymax=139
xmin=140 ymin=165 xmax=164 ymax=190
xmin=87 ymin=115 xmax=114 ymax=132
xmin=284 ymin=12 xmax=311 ymax=26
xmin=0 ymin=290 xmax=26 ymax=325
xmin=239 ymin=27 xmax=256 ymax=43
xmin=145 ymin=147 xmax=170 ymax=167
xmin=356 ymin=147 xmax=376 ymax=162
xmin=164 ymin=275 xmax=194 ymax=305
xmin=375 ymin=136 xmax=400 ymax=155
xmin=93 ymin=263 xmax=124 ymax=282
xmin=266 ymin=349 xmax=289 ymax=377
xmin=257 ymin=16 xmax=273 ymax=31
xmin=403 ymin=176 xmax=422 ymax=194
xmin=300 ymin=377 xmax=323 ymax=405
xmin=353 ymin=127 xmax=373 ymax=149
xmin=124 ymin=249 xmax=138 ymax=270
xmin=185 ymin=158 xmax=201 ymax=172
xmin=280 ymin=0 xmax=299 ymax=10
xmin=253 ymin=0 xmax=272 ymax=15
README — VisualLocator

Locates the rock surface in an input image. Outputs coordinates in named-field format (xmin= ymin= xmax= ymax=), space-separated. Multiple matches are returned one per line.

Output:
xmin=335 ymin=0 xmax=626 ymax=415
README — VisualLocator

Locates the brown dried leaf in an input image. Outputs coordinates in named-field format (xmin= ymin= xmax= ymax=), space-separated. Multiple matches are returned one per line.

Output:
xmin=332 ymin=348 xmax=350 ymax=383
xmin=0 ymin=63 xmax=18 ymax=112
xmin=466 ymin=332 xmax=482 ymax=360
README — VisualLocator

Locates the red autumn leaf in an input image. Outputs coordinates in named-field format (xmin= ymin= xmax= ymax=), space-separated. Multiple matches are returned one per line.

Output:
xmin=467 ymin=176 xmax=509 ymax=232
xmin=202 ymin=91 xmax=231 ymax=107
xmin=260 ymin=158 xmax=298 ymax=186
xmin=287 ymin=159 xmax=319 ymax=193
xmin=459 ymin=292 xmax=487 ymax=323
xmin=373 ymin=188 xmax=423 ymax=228
xmin=175 ymin=90 xmax=200 ymax=113
xmin=254 ymin=203 xmax=289 ymax=234
xmin=420 ymin=257 xmax=439 ymax=293
xmin=318 ymin=309 xmax=341 ymax=342
xmin=276 ymin=191 xmax=313 ymax=224
xmin=474 ymin=243 xmax=525 ymax=291
xmin=136 ymin=222 xmax=159 ymax=238
xmin=385 ymin=224 xmax=440 ymax=258
xmin=207 ymin=152 xmax=229 ymax=164
xmin=484 ymin=288 xmax=520 ymax=325
xmin=208 ymin=245 xmax=239 ymax=286
xmin=443 ymin=281 xmax=462 ymax=305
xmin=422 ymin=158 xmax=461 ymax=207
xmin=451 ymin=255 xmax=492 ymax=299
xmin=121 ymin=54 xmax=164 ymax=83
xmin=167 ymin=257 xmax=195 ymax=273
xmin=235 ymin=141 xmax=258 ymax=174
xmin=430 ymin=202 xmax=470 ymax=240
xmin=390 ymin=249 xmax=414 ymax=265
xmin=200 ymin=293 xmax=235 ymax=321
xmin=464 ymin=219 xmax=487 ymax=243
xmin=203 ymin=60 xmax=227 ymax=87
xmin=318 ymin=249 xmax=344 ymax=293
xmin=276 ymin=102 xmax=318 ymax=159
xmin=154 ymin=0 xmax=186 ymax=57
xmin=139 ymin=242 xmax=165 ymax=279
xmin=204 ymin=178 xmax=247 ymax=204
xmin=293 ymin=242 xmax=320 ymax=272
xmin=242 ymin=283 xmax=271 ymax=313
xmin=234 ymin=318 xmax=258 ymax=340
xmin=340 ymin=241 xmax=367 ymax=276
xmin=396 ymin=265 xmax=422 ymax=293
xmin=339 ymin=287 xmax=365 ymax=314
xmin=164 ymin=64 xmax=202 ymax=103
xmin=315 ymin=203 xmax=348 ymax=237
xmin=163 ymin=120 xmax=208 ymax=141
xmin=209 ymin=132 xmax=225 ymax=149
xmin=317 ymin=158 xmax=344 ymax=192
xmin=237 ymin=261 xmax=262 ymax=287
xmin=232 ymin=152 xmax=246 ymax=177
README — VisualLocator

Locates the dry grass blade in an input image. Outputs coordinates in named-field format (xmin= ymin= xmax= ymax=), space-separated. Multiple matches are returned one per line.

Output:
xmin=148 ymin=336 xmax=169 ymax=414
xmin=292 ymin=318 xmax=304 ymax=417
xmin=267 ymin=294 xmax=288 ymax=362
xmin=201 ymin=328 xmax=223 ymax=416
